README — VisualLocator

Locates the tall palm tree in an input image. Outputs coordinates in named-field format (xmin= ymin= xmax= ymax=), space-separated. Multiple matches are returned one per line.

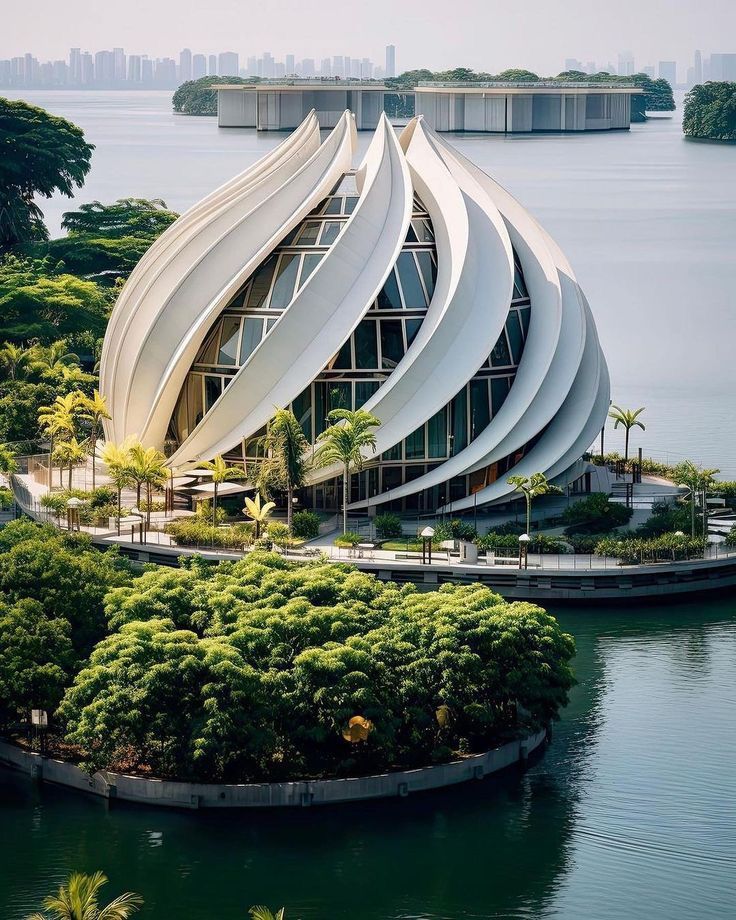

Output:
xmin=32 ymin=340 xmax=82 ymax=379
xmin=243 ymin=493 xmax=276 ymax=539
xmin=249 ymin=908 xmax=285 ymax=920
xmin=674 ymin=460 xmax=720 ymax=538
xmin=201 ymin=454 xmax=246 ymax=526
xmin=101 ymin=439 xmax=136 ymax=535
xmin=315 ymin=408 xmax=380 ymax=534
xmin=79 ymin=390 xmax=111 ymax=491
xmin=507 ymin=472 xmax=558 ymax=536
xmin=38 ymin=393 xmax=81 ymax=489
xmin=53 ymin=437 xmax=88 ymax=491
xmin=258 ymin=408 xmax=309 ymax=529
xmin=127 ymin=443 xmax=168 ymax=526
xmin=608 ymin=405 xmax=646 ymax=464
xmin=26 ymin=870 xmax=142 ymax=920
xmin=0 ymin=342 xmax=35 ymax=380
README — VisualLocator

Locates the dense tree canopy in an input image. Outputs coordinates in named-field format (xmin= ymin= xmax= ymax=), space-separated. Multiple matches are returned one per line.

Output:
xmin=60 ymin=551 xmax=575 ymax=781
xmin=683 ymin=82 xmax=736 ymax=141
xmin=173 ymin=76 xmax=256 ymax=116
xmin=0 ymin=97 xmax=94 ymax=250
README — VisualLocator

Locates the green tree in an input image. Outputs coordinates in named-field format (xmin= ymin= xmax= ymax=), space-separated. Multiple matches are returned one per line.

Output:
xmin=0 ymin=341 xmax=37 ymax=380
xmin=53 ymin=436 xmax=88 ymax=491
xmin=608 ymin=405 xmax=646 ymax=463
xmin=38 ymin=393 xmax=81 ymax=489
xmin=0 ymin=97 xmax=93 ymax=250
xmin=31 ymin=341 xmax=82 ymax=380
xmin=127 ymin=443 xmax=168 ymax=525
xmin=673 ymin=460 xmax=720 ymax=538
xmin=200 ymin=454 xmax=246 ymax=526
xmin=243 ymin=493 xmax=276 ymax=539
xmin=249 ymin=908 xmax=285 ymax=920
xmin=172 ymin=76 xmax=255 ymax=116
xmin=0 ymin=442 xmax=17 ymax=474
xmin=79 ymin=390 xmax=111 ymax=490
xmin=683 ymin=81 xmax=736 ymax=141
xmin=25 ymin=871 xmax=142 ymax=920
xmin=507 ymin=472 xmax=558 ymax=535
xmin=100 ymin=439 xmax=135 ymax=533
xmin=258 ymin=408 xmax=309 ymax=528
xmin=315 ymin=408 xmax=380 ymax=534
xmin=495 ymin=68 xmax=540 ymax=81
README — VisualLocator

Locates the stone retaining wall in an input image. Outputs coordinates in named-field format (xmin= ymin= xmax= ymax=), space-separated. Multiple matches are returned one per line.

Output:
xmin=0 ymin=731 xmax=546 ymax=809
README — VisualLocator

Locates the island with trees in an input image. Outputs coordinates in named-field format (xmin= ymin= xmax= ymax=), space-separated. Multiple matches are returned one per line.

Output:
xmin=683 ymin=82 xmax=736 ymax=141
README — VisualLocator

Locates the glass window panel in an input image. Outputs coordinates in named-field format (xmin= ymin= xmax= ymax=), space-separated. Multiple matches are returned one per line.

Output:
xmin=405 ymin=318 xmax=422 ymax=348
xmin=217 ymin=316 xmax=241 ymax=366
xmin=246 ymin=254 xmax=278 ymax=308
xmin=354 ymin=320 xmax=378 ymax=368
xmin=490 ymin=330 xmax=512 ymax=367
xmin=319 ymin=222 xmax=343 ymax=246
xmin=507 ymin=312 xmax=524 ymax=364
xmin=427 ymin=408 xmax=447 ymax=459
xmin=397 ymin=251 xmax=427 ymax=308
xmin=299 ymin=253 xmax=323 ymax=288
xmin=513 ymin=256 xmax=529 ymax=298
xmin=296 ymin=221 xmax=321 ymax=245
xmin=331 ymin=337 xmax=352 ymax=369
xmin=380 ymin=319 xmax=405 ymax=369
xmin=405 ymin=425 xmax=425 ymax=460
xmin=404 ymin=224 xmax=419 ymax=244
xmin=229 ymin=287 xmax=246 ymax=308
xmin=344 ymin=196 xmax=359 ymax=214
xmin=376 ymin=268 xmax=402 ymax=309
xmin=519 ymin=305 xmax=531 ymax=338
xmin=355 ymin=380 xmax=379 ymax=408
xmin=412 ymin=219 xmax=435 ymax=243
xmin=292 ymin=386 xmax=312 ymax=442
xmin=204 ymin=375 xmax=223 ymax=412
xmin=195 ymin=322 xmax=221 ymax=365
xmin=324 ymin=198 xmax=342 ymax=215
xmin=265 ymin=318 xmax=276 ymax=332
xmin=328 ymin=382 xmax=351 ymax=412
xmin=314 ymin=383 xmax=328 ymax=437
xmin=491 ymin=377 xmax=511 ymax=416
xmin=269 ymin=254 xmax=300 ymax=310
xmin=239 ymin=317 xmax=263 ymax=364
xmin=382 ymin=443 xmax=401 ymax=461
xmin=280 ymin=225 xmax=300 ymax=246
xmin=416 ymin=251 xmax=436 ymax=300
xmin=470 ymin=379 xmax=490 ymax=438
xmin=451 ymin=388 xmax=468 ymax=454
xmin=382 ymin=466 xmax=402 ymax=491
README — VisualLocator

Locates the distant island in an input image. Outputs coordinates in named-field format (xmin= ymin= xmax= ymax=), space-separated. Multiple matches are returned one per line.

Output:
xmin=172 ymin=69 xmax=675 ymax=122
xmin=683 ymin=82 xmax=736 ymax=141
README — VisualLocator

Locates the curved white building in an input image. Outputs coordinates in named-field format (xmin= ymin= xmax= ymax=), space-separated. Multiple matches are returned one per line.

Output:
xmin=100 ymin=111 xmax=609 ymax=515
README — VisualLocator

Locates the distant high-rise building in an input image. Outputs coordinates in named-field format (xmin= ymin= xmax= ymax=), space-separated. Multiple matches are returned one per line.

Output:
xmin=274 ymin=62 xmax=285 ymax=78
xmin=301 ymin=57 xmax=315 ymax=77
xmin=95 ymin=50 xmax=115 ymax=84
xmin=155 ymin=58 xmax=177 ymax=86
xmin=246 ymin=55 xmax=258 ymax=76
xmin=694 ymin=49 xmax=702 ymax=84
xmin=361 ymin=58 xmax=373 ymax=79
xmin=218 ymin=52 xmax=239 ymax=77
xmin=262 ymin=51 xmax=274 ymax=79
xmin=709 ymin=53 xmax=736 ymax=81
xmin=332 ymin=55 xmax=344 ymax=79
xmin=564 ymin=57 xmax=583 ymax=72
xmin=320 ymin=57 xmax=332 ymax=77
xmin=192 ymin=54 xmax=207 ymax=79
xmin=658 ymin=61 xmax=677 ymax=86
xmin=141 ymin=56 xmax=154 ymax=85
xmin=208 ymin=54 xmax=218 ymax=76
xmin=350 ymin=57 xmax=361 ymax=78
xmin=81 ymin=52 xmax=94 ymax=84
xmin=585 ymin=61 xmax=596 ymax=74
xmin=643 ymin=65 xmax=655 ymax=78
xmin=179 ymin=48 xmax=192 ymax=82
xmin=113 ymin=47 xmax=126 ymax=82
xmin=128 ymin=55 xmax=142 ymax=83
xmin=69 ymin=47 xmax=81 ymax=84
xmin=285 ymin=54 xmax=295 ymax=75
xmin=385 ymin=44 xmax=396 ymax=78
xmin=618 ymin=51 xmax=635 ymax=76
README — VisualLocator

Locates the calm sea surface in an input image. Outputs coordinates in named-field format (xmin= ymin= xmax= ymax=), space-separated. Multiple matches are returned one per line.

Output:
xmin=1 ymin=91 xmax=735 ymax=920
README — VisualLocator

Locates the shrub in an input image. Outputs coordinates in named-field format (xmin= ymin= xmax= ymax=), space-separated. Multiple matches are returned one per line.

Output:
xmin=165 ymin=520 xmax=252 ymax=549
xmin=292 ymin=509 xmax=320 ymax=539
xmin=40 ymin=492 xmax=71 ymax=517
xmin=195 ymin=500 xmax=227 ymax=524
xmin=89 ymin=486 xmax=117 ymax=508
xmin=334 ymin=531 xmax=362 ymax=547
xmin=594 ymin=533 xmax=704 ymax=564
xmin=637 ymin=500 xmax=696 ymax=538
xmin=266 ymin=522 xmax=292 ymax=546
xmin=476 ymin=532 xmax=567 ymax=554
xmin=562 ymin=493 xmax=633 ymax=534
xmin=374 ymin=512 xmax=403 ymax=539
xmin=724 ymin=526 xmax=736 ymax=548
xmin=140 ymin=499 xmax=166 ymax=513
xmin=0 ymin=486 xmax=13 ymax=509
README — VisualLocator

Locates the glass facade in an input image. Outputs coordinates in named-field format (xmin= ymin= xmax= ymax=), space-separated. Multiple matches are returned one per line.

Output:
xmin=170 ymin=176 xmax=535 ymax=511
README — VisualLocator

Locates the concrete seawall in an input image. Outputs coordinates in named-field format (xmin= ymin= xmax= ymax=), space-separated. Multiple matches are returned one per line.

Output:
xmin=0 ymin=731 xmax=546 ymax=809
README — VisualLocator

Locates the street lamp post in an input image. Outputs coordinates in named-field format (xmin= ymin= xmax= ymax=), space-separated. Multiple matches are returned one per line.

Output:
xmin=421 ymin=526 xmax=435 ymax=565
xmin=66 ymin=496 xmax=83 ymax=532
xmin=518 ymin=533 xmax=530 ymax=570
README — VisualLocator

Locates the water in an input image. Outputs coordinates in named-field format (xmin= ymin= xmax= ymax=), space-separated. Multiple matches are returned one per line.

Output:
xmin=1 ymin=600 xmax=735 ymax=919
xmin=4 ymin=90 xmax=736 ymax=473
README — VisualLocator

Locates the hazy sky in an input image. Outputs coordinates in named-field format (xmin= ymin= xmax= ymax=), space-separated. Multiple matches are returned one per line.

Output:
xmin=4 ymin=0 xmax=736 ymax=76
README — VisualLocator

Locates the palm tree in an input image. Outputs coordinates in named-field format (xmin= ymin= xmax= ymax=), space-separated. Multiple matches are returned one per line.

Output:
xmin=249 ymin=908 xmax=285 ymax=920
xmin=608 ymin=405 xmax=646 ymax=464
xmin=315 ymin=408 xmax=380 ymax=534
xmin=674 ymin=460 xmax=720 ymax=539
xmin=243 ymin=493 xmax=276 ymax=539
xmin=26 ymin=870 xmax=142 ymax=920
xmin=53 ymin=437 xmax=88 ymax=491
xmin=507 ymin=472 xmax=559 ymax=536
xmin=200 ymin=454 xmax=246 ymax=526
xmin=79 ymin=390 xmax=111 ymax=490
xmin=101 ymin=439 xmax=136 ymax=535
xmin=38 ymin=394 xmax=81 ymax=489
xmin=0 ymin=342 xmax=36 ymax=380
xmin=258 ymin=408 xmax=309 ymax=529
xmin=32 ymin=340 xmax=82 ymax=379
xmin=127 ymin=443 xmax=168 ymax=526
